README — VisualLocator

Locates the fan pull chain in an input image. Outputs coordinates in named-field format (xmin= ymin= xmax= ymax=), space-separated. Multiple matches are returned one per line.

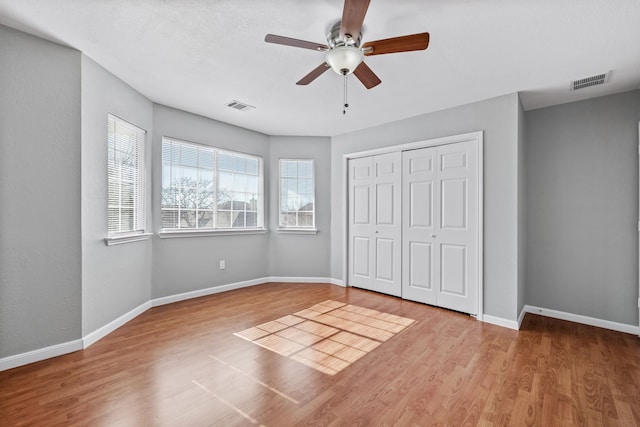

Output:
xmin=342 ymin=70 xmax=349 ymax=115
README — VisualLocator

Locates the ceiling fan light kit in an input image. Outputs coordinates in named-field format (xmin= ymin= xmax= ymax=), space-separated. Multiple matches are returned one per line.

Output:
xmin=265 ymin=0 xmax=430 ymax=111
xmin=326 ymin=46 xmax=364 ymax=75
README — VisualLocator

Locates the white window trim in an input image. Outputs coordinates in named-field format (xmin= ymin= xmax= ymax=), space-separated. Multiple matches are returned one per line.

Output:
xmin=278 ymin=158 xmax=316 ymax=233
xmin=105 ymin=232 xmax=153 ymax=246
xmin=160 ymin=137 xmax=265 ymax=232
xmin=158 ymin=135 xmax=267 ymax=232
xmin=276 ymin=227 xmax=318 ymax=235
xmin=107 ymin=114 xmax=148 ymax=243
xmin=158 ymin=228 xmax=267 ymax=239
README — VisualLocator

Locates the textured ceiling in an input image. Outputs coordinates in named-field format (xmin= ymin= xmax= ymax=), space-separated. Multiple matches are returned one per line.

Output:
xmin=1 ymin=0 xmax=639 ymax=136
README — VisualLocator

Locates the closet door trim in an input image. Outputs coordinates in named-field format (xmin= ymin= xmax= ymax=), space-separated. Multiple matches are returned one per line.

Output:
xmin=342 ymin=131 xmax=484 ymax=321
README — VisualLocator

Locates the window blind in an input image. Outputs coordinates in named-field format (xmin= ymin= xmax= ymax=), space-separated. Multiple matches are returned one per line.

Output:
xmin=161 ymin=137 xmax=263 ymax=230
xmin=107 ymin=114 xmax=146 ymax=235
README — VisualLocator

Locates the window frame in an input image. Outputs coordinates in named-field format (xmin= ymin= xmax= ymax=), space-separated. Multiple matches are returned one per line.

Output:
xmin=278 ymin=158 xmax=317 ymax=234
xmin=159 ymin=137 xmax=265 ymax=236
xmin=105 ymin=114 xmax=149 ymax=245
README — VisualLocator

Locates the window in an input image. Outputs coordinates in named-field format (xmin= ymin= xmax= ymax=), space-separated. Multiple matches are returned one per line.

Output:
xmin=279 ymin=159 xmax=315 ymax=230
xmin=161 ymin=137 xmax=263 ymax=231
xmin=107 ymin=114 xmax=146 ymax=235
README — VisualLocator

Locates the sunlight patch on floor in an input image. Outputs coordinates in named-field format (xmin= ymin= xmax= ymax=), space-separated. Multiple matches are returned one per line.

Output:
xmin=234 ymin=300 xmax=415 ymax=375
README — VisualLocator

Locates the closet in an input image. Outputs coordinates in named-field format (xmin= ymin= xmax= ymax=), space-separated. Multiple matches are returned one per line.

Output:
xmin=347 ymin=135 xmax=481 ymax=315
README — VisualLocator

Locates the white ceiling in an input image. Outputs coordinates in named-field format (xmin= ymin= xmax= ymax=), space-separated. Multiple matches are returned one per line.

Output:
xmin=1 ymin=0 xmax=639 ymax=137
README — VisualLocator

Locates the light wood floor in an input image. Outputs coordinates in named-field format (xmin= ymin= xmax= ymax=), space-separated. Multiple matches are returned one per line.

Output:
xmin=1 ymin=282 xmax=639 ymax=426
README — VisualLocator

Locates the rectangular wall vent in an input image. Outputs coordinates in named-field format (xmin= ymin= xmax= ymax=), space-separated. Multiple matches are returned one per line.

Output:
xmin=225 ymin=100 xmax=255 ymax=112
xmin=570 ymin=72 xmax=611 ymax=91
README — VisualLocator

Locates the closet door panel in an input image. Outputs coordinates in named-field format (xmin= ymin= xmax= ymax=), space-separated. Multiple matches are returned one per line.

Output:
xmin=371 ymin=152 xmax=402 ymax=297
xmin=435 ymin=141 xmax=478 ymax=314
xmin=402 ymin=148 xmax=437 ymax=304
xmin=349 ymin=157 xmax=374 ymax=290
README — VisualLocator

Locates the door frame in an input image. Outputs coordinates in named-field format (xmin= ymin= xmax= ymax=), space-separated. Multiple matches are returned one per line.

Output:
xmin=342 ymin=131 xmax=484 ymax=320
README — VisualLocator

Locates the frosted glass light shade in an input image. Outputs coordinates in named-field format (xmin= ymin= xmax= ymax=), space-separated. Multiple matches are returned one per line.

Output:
xmin=325 ymin=46 xmax=364 ymax=75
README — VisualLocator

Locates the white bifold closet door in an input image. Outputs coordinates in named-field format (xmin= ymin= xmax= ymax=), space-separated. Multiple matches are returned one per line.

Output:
xmin=348 ymin=152 xmax=402 ymax=297
xmin=402 ymin=141 xmax=479 ymax=314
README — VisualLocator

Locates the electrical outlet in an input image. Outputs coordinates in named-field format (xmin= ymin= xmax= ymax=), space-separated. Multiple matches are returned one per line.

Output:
xmin=219 ymin=260 xmax=225 ymax=270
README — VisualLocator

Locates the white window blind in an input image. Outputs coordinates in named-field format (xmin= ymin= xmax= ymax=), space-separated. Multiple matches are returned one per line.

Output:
xmin=107 ymin=114 xmax=146 ymax=235
xmin=161 ymin=137 xmax=263 ymax=230
xmin=279 ymin=159 xmax=315 ymax=229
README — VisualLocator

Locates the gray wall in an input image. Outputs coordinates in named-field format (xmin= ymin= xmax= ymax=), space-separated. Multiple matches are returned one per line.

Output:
xmin=526 ymin=90 xmax=640 ymax=326
xmin=81 ymin=56 xmax=154 ymax=335
xmin=268 ymin=136 xmax=332 ymax=278
xmin=331 ymin=93 xmax=522 ymax=321
xmin=151 ymin=105 xmax=271 ymax=298
xmin=4 ymin=20 xmax=639 ymax=366
xmin=0 ymin=25 xmax=82 ymax=357
xmin=517 ymin=96 xmax=527 ymax=316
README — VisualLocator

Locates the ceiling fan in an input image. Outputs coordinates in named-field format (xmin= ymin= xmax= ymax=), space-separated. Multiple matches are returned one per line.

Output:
xmin=264 ymin=0 xmax=430 ymax=90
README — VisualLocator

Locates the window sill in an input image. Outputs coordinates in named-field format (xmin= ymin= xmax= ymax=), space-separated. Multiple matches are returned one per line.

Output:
xmin=276 ymin=228 xmax=318 ymax=235
xmin=104 ymin=232 xmax=153 ymax=246
xmin=158 ymin=228 xmax=268 ymax=239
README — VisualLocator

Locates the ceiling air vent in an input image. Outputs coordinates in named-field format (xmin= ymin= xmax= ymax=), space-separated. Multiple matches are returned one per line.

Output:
xmin=225 ymin=100 xmax=255 ymax=112
xmin=570 ymin=72 xmax=611 ymax=91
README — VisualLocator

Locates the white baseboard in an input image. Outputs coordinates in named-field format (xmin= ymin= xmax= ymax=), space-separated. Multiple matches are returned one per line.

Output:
xmin=83 ymin=301 xmax=152 ymax=348
xmin=151 ymin=277 xmax=269 ymax=307
xmin=482 ymin=314 xmax=520 ymax=330
xmin=517 ymin=305 xmax=527 ymax=329
xmin=152 ymin=277 xmax=343 ymax=307
xmin=0 ymin=278 xmax=348 ymax=371
xmin=270 ymin=276 xmax=345 ymax=287
xmin=0 ymin=339 xmax=83 ymax=372
xmin=267 ymin=276 xmax=342 ymax=286
xmin=524 ymin=305 xmax=640 ymax=335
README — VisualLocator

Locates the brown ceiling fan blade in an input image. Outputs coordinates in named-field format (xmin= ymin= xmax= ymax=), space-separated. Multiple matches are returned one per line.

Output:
xmin=296 ymin=63 xmax=331 ymax=85
xmin=265 ymin=34 xmax=328 ymax=51
xmin=339 ymin=0 xmax=371 ymax=40
xmin=362 ymin=32 xmax=430 ymax=56
xmin=353 ymin=62 xmax=381 ymax=89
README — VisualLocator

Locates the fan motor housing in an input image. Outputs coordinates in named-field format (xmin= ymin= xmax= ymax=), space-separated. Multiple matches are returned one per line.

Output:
xmin=327 ymin=20 xmax=363 ymax=48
